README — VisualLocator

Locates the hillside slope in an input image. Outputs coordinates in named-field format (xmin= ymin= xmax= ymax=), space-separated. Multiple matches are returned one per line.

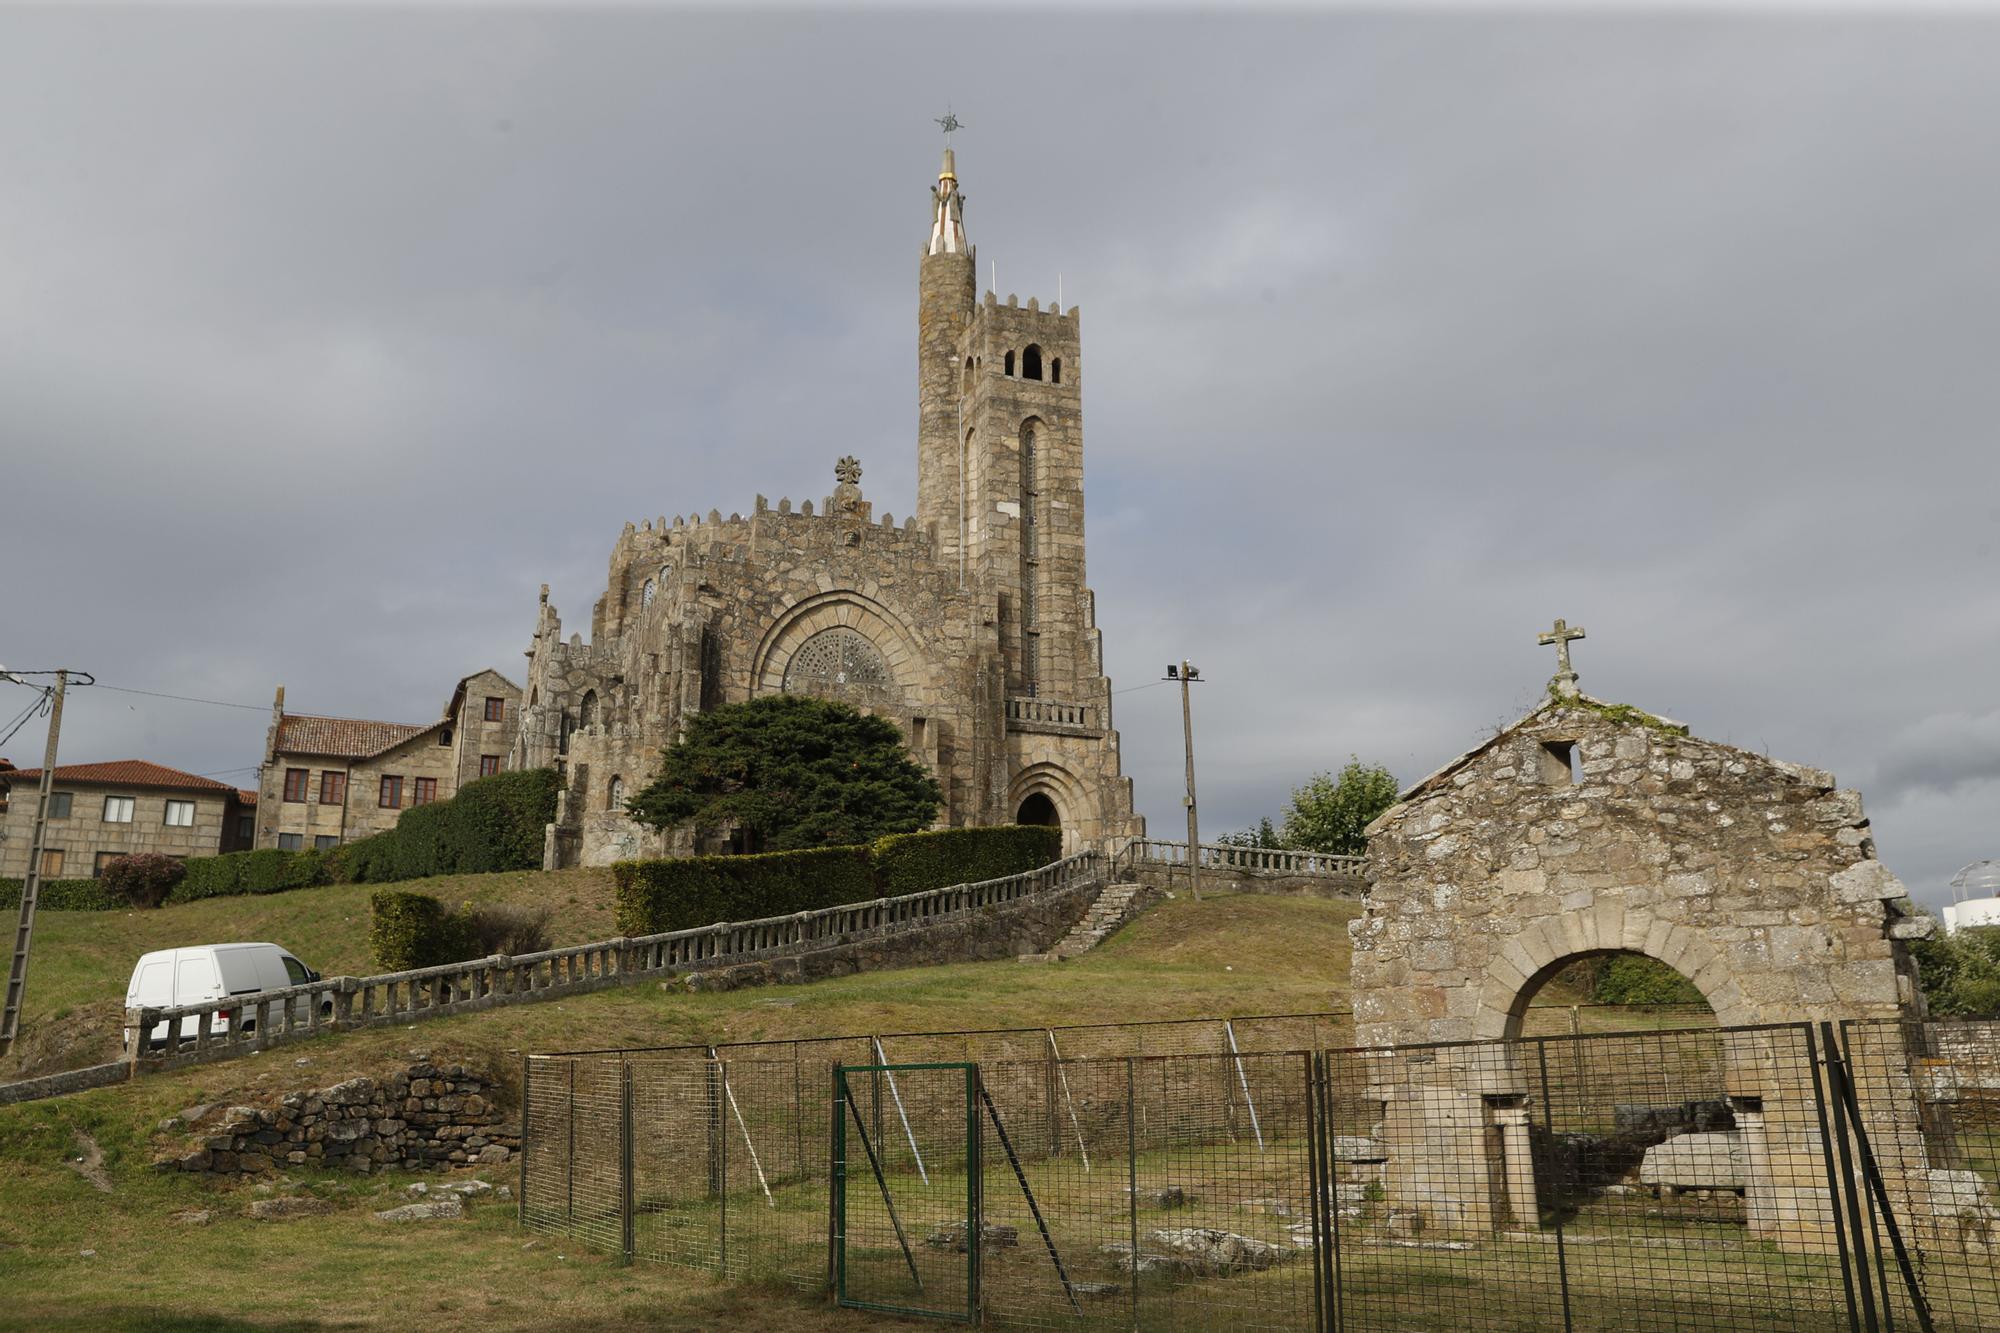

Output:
xmin=0 ymin=891 xmax=1358 ymax=1331
xmin=1 ymin=868 xmax=618 ymax=1080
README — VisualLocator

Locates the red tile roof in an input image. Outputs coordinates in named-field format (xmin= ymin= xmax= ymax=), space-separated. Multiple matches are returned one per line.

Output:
xmin=4 ymin=759 xmax=240 ymax=794
xmin=274 ymin=714 xmax=441 ymax=760
xmin=237 ymin=789 xmax=259 ymax=806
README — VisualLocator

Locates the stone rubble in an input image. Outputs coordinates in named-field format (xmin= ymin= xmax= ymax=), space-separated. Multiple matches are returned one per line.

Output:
xmin=153 ymin=1060 xmax=518 ymax=1180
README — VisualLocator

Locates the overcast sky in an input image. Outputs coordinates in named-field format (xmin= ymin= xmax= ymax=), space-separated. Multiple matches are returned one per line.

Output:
xmin=2 ymin=5 xmax=1994 ymax=910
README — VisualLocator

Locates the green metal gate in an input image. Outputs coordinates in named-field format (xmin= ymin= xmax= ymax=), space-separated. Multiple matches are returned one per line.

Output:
xmin=832 ymin=1062 xmax=981 ymax=1322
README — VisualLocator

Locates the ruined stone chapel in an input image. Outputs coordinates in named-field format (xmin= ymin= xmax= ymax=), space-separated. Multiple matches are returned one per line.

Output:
xmin=512 ymin=148 xmax=1141 ymax=867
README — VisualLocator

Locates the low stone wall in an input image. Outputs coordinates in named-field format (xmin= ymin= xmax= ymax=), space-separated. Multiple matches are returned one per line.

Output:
xmin=155 ymin=1059 xmax=517 ymax=1179
xmin=0 ymin=1060 xmax=129 ymax=1105
xmin=680 ymin=880 xmax=1097 ymax=992
xmin=1127 ymin=861 xmax=1366 ymax=901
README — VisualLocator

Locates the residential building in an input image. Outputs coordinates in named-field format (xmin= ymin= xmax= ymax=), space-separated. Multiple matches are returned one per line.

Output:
xmin=0 ymin=759 xmax=256 ymax=878
xmin=253 ymin=672 xmax=521 ymax=851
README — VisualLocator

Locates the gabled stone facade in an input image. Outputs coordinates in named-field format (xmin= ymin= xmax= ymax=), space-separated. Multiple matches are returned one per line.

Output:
xmin=255 ymin=671 xmax=521 ymax=851
xmin=1351 ymin=692 xmax=1925 ymax=1048
xmin=513 ymin=150 xmax=1140 ymax=866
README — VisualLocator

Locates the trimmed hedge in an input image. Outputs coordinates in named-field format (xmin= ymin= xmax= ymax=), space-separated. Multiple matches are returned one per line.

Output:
xmin=171 ymin=848 xmax=329 ymax=902
xmin=369 ymin=890 xmax=475 ymax=971
xmin=613 ymin=846 xmax=875 ymax=936
xmin=872 ymin=825 xmax=1063 ymax=897
xmin=613 ymin=824 xmax=1064 ymax=937
xmin=0 ymin=877 xmax=125 ymax=911
xmin=335 ymin=769 xmax=560 ymax=884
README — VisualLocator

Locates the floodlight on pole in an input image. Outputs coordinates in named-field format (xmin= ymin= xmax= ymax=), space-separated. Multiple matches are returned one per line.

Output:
xmin=1162 ymin=660 xmax=1204 ymax=901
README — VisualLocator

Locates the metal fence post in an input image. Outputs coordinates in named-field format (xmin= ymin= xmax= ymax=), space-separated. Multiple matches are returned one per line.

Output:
xmin=566 ymin=1059 xmax=576 ymax=1225
xmin=1806 ymin=1024 xmax=1866 ymax=1332
xmin=719 ymin=1056 xmax=730 ymax=1277
xmin=620 ymin=1059 xmax=635 ymax=1266
xmin=1533 ymin=1040 xmax=1574 ymax=1333
xmin=1822 ymin=1026 xmax=1882 ymax=1332
xmin=518 ymin=1054 xmax=530 ymax=1228
xmin=827 ymin=1063 xmax=844 ymax=1301
xmin=1304 ymin=1051 xmax=1329 ymax=1333
xmin=1126 ymin=1057 xmax=1139 ymax=1330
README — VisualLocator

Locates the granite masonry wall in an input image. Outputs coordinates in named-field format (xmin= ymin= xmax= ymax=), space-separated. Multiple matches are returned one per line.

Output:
xmin=155 ymin=1060 xmax=516 ymax=1179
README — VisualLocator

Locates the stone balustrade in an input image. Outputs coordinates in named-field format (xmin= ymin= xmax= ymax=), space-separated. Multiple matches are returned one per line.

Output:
xmin=124 ymin=851 xmax=1105 ymax=1076
xmin=1121 ymin=838 xmax=1365 ymax=878
xmin=1003 ymin=696 xmax=1103 ymax=736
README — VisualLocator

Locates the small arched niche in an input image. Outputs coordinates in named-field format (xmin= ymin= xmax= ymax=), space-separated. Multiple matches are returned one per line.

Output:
xmin=1021 ymin=344 xmax=1044 ymax=381
xmin=578 ymin=690 xmax=598 ymax=728
xmin=607 ymin=774 xmax=624 ymax=811
xmin=1003 ymin=349 xmax=1016 ymax=377
xmin=962 ymin=356 xmax=974 ymax=394
xmin=1052 ymin=357 xmax=1062 ymax=384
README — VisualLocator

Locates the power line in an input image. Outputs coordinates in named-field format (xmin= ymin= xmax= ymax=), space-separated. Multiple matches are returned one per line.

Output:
xmin=90 ymin=683 xmax=267 ymax=712
xmin=0 ymin=691 xmax=52 ymax=750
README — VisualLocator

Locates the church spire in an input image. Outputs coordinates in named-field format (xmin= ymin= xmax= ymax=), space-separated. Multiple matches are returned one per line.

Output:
xmin=928 ymin=147 xmax=966 ymax=256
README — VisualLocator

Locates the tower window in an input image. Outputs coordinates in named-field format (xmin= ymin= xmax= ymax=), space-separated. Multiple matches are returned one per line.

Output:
xmin=1052 ymin=357 xmax=1061 ymax=384
xmin=1004 ymin=349 xmax=1015 ymax=376
xmin=1022 ymin=344 xmax=1043 ymax=381
xmin=962 ymin=357 xmax=974 ymax=394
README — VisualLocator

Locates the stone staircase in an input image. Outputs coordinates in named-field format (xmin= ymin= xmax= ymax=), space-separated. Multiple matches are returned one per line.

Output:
xmin=1021 ymin=882 xmax=1150 ymax=963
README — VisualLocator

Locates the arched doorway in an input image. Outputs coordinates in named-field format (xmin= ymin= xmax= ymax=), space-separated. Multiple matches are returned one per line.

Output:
xmin=1016 ymin=792 xmax=1060 ymax=832
xmin=1514 ymin=948 xmax=1716 ymax=1038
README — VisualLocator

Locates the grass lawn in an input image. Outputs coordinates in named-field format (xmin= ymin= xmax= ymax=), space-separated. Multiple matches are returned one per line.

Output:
xmin=0 ymin=886 xmax=1363 ymax=1330
xmin=0 ymin=868 xmax=618 ymax=1080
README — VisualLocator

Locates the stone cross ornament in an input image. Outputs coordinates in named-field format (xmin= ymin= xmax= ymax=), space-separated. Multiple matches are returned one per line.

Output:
xmin=1538 ymin=618 xmax=1586 ymax=697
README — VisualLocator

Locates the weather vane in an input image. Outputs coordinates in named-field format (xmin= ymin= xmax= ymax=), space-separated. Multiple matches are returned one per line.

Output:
xmin=935 ymin=109 xmax=964 ymax=143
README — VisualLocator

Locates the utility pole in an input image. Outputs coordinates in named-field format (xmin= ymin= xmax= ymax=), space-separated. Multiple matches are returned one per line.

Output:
xmin=1165 ymin=661 xmax=1203 ymax=902
xmin=1 ymin=668 xmax=73 ymax=1057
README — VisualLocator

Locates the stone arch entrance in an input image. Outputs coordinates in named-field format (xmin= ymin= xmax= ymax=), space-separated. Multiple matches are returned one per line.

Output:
xmin=1510 ymin=947 xmax=1717 ymax=1036
xmin=1015 ymin=791 xmax=1060 ymax=831
xmin=1008 ymin=762 xmax=1092 ymax=853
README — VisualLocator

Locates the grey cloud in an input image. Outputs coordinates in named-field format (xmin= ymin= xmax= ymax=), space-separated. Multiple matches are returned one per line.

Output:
xmin=1 ymin=8 xmax=1995 ymax=908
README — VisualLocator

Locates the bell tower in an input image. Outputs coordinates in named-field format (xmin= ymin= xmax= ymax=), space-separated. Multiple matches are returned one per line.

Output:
xmin=916 ymin=148 xmax=976 ymax=571
xmin=959 ymin=286 xmax=1084 ymax=701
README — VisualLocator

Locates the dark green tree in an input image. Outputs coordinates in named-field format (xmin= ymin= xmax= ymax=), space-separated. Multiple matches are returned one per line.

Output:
xmin=1217 ymin=817 xmax=1283 ymax=850
xmin=1278 ymin=758 xmax=1400 ymax=856
xmin=1910 ymin=924 xmax=2000 ymax=1018
xmin=626 ymin=694 xmax=943 ymax=852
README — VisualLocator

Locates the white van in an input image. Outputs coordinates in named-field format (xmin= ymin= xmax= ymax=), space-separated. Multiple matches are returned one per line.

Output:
xmin=124 ymin=943 xmax=324 ymax=1049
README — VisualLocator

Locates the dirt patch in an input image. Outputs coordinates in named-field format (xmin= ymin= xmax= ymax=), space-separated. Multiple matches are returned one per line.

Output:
xmin=66 ymin=1131 xmax=112 ymax=1193
xmin=1 ymin=999 xmax=124 ymax=1082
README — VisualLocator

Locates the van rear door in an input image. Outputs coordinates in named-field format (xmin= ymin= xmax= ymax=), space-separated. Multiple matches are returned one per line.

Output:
xmin=172 ymin=952 xmax=221 ymax=1041
xmin=131 ymin=956 xmax=174 ymax=1045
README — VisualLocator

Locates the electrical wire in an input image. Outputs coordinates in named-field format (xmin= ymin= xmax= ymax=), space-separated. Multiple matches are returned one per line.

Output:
xmin=90 ymin=683 xmax=266 ymax=712
xmin=0 ymin=689 xmax=52 ymax=750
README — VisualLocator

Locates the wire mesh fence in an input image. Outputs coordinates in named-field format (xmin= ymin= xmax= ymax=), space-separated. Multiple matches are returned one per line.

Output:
xmin=522 ymin=1018 xmax=2000 ymax=1330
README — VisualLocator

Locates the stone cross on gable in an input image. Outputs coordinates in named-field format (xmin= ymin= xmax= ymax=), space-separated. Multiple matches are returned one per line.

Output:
xmin=1538 ymin=618 xmax=1586 ymax=696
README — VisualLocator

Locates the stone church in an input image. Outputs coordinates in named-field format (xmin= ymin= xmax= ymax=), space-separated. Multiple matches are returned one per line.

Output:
xmin=512 ymin=148 xmax=1142 ymax=867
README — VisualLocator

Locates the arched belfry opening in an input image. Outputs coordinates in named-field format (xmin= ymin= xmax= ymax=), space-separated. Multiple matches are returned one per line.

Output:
xmin=1021 ymin=344 xmax=1044 ymax=381
xmin=1004 ymin=349 xmax=1015 ymax=376
xmin=1016 ymin=791 xmax=1060 ymax=830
